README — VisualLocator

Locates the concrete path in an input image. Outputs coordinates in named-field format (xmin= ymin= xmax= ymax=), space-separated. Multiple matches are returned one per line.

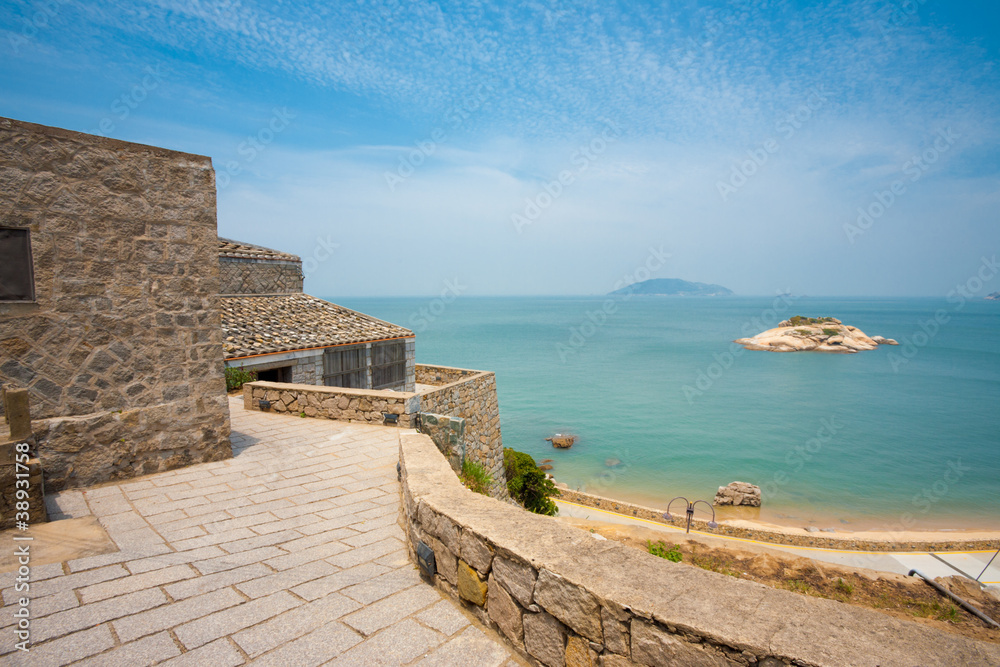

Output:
xmin=557 ymin=499 xmax=1000 ymax=595
xmin=0 ymin=397 xmax=522 ymax=666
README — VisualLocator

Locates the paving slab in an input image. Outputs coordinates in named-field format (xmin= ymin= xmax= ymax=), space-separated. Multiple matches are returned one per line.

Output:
xmin=0 ymin=397 xmax=520 ymax=665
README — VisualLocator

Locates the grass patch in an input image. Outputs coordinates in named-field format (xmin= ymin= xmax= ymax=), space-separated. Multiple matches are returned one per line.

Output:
xmin=647 ymin=540 xmax=683 ymax=562
xmin=835 ymin=578 xmax=854 ymax=596
xmin=822 ymin=328 xmax=840 ymax=336
xmin=460 ymin=459 xmax=493 ymax=496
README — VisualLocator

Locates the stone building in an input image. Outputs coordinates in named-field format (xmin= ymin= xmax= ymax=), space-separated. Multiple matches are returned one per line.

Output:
xmin=0 ymin=116 xmax=232 ymax=490
xmin=219 ymin=239 xmax=416 ymax=391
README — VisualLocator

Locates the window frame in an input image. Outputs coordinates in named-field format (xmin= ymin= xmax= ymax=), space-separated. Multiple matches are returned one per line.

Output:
xmin=322 ymin=345 xmax=367 ymax=389
xmin=0 ymin=227 xmax=36 ymax=302
xmin=372 ymin=341 xmax=407 ymax=390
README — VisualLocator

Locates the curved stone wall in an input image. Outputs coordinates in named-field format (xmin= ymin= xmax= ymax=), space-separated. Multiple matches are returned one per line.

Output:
xmin=399 ymin=432 xmax=1000 ymax=667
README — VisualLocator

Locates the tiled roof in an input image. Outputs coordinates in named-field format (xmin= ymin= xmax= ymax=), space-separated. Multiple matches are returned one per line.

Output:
xmin=221 ymin=293 xmax=413 ymax=358
xmin=219 ymin=237 xmax=301 ymax=263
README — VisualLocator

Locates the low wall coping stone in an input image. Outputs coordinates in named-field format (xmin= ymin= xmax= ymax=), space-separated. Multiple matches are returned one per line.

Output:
xmin=399 ymin=432 xmax=1000 ymax=666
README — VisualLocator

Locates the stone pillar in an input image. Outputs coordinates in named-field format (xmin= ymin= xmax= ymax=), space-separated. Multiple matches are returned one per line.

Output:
xmin=4 ymin=388 xmax=32 ymax=441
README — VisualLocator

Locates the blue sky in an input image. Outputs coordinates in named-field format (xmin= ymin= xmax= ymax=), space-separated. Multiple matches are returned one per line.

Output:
xmin=2 ymin=0 xmax=998 ymax=296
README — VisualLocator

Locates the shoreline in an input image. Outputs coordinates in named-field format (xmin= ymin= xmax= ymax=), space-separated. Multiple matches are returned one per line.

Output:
xmin=556 ymin=487 xmax=1000 ymax=552
xmin=565 ymin=478 xmax=1000 ymax=533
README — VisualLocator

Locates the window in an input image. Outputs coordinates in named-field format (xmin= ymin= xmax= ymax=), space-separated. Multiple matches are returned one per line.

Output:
xmin=0 ymin=228 xmax=34 ymax=301
xmin=257 ymin=366 xmax=292 ymax=383
xmin=372 ymin=341 xmax=406 ymax=389
xmin=323 ymin=346 xmax=366 ymax=388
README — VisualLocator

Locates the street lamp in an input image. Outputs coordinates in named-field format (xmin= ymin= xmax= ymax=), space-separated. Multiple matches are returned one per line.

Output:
xmin=663 ymin=496 xmax=718 ymax=533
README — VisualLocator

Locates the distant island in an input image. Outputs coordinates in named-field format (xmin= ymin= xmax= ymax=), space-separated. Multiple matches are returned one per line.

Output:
xmin=610 ymin=278 xmax=733 ymax=297
xmin=987 ymin=292 xmax=1000 ymax=301
xmin=735 ymin=316 xmax=898 ymax=353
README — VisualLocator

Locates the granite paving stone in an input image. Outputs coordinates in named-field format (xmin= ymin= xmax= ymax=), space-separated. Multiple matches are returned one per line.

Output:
xmin=0 ymin=397 xmax=519 ymax=666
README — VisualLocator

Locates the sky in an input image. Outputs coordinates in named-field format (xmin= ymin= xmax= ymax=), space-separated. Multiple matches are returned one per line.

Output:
xmin=1 ymin=0 xmax=999 ymax=297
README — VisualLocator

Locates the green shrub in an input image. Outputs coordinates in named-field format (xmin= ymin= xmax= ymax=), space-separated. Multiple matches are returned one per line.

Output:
xmin=647 ymin=540 xmax=682 ymax=562
xmin=504 ymin=448 xmax=559 ymax=516
xmin=461 ymin=459 xmax=493 ymax=495
xmin=225 ymin=365 xmax=257 ymax=391
xmin=822 ymin=328 xmax=840 ymax=336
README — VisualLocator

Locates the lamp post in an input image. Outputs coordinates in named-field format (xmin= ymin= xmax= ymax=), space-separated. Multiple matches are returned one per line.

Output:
xmin=663 ymin=496 xmax=718 ymax=534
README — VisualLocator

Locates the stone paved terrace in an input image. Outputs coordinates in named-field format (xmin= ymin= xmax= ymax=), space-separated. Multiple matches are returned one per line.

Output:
xmin=0 ymin=397 xmax=523 ymax=666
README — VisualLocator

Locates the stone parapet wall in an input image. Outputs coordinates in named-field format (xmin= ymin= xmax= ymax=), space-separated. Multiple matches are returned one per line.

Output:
xmin=218 ymin=257 xmax=303 ymax=295
xmin=558 ymin=488 xmax=1000 ymax=553
xmin=243 ymin=363 xmax=509 ymax=501
xmin=416 ymin=364 xmax=478 ymax=386
xmin=0 ymin=117 xmax=232 ymax=491
xmin=416 ymin=366 xmax=506 ymax=500
xmin=399 ymin=432 xmax=1000 ymax=667
xmin=244 ymin=381 xmax=419 ymax=428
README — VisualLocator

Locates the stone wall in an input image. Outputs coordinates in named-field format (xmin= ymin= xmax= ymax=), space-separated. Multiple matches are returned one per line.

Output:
xmin=0 ymin=117 xmax=232 ymax=490
xmin=398 ymin=432 xmax=1000 ymax=667
xmin=417 ymin=366 xmax=506 ymax=500
xmin=242 ymin=362 xmax=509 ymax=500
xmin=417 ymin=364 xmax=478 ymax=386
xmin=218 ymin=257 xmax=303 ymax=295
xmin=244 ymin=381 xmax=419 ymax=428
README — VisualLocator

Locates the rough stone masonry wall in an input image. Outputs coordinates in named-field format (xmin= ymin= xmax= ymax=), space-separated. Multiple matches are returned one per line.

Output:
xmin=398 ymin=432 xmax=1000 ymax=667
xmin=416 ymin=365 xmax=507 ymax=500
xmin=244 ymin=381 xmax=419 ymax=428
xmin=218 ymin=257 xmax=303 ymax=295
xmin=0 ymin=117 xmax=232 ymax=490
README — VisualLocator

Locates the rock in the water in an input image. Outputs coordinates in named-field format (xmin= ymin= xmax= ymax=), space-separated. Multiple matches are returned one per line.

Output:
xmin=735 ymin=317 xmax=893 ymax=354
xmin=539 ymin=464 xmax=553 ymax=471
xmin=713 ymin=481 xmax=762 ymax=507
xmin=539 ymin=459 xmax=553 ymax=464
xmin=546 ymin=434 xmax=577 ymax=449
xmin=605 ymin=458 xmax=622 ymax=468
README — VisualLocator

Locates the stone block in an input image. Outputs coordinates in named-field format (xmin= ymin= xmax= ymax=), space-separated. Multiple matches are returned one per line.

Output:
xmin=524 ymin=610 xmax=566 ymax=667
xmin=566 ymin=635 xmax=596 ymax=667
xmin=457 ymin=559 xmax=487 ymax=606
xmin=630 ymin=619 xmax=729 ymax=666
xmin=534 ymin=569 xmax=603 ymax=644
xmin=601 ymin=605 xmax=630 ymax=657
xmin=460 ymin=529 xmax=494 ymax=574
xmin=487 ymin=572 xmax=523 ymax=645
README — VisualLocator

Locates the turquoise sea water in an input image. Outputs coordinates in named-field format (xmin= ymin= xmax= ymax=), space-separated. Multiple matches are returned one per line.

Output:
xmin=334 ymin=296 xmax=1000 ymax=530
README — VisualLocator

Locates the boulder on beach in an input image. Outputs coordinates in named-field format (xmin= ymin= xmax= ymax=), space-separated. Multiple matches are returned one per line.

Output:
xmin=735 ymin=316 xmax=896 ymax=353
xmin=546 ymin=434 xmax=577 ymax=449
xmin=714 ymin=481 xmax=762 ymax=507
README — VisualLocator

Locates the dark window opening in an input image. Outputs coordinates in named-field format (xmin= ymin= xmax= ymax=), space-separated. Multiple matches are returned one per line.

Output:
xmin=324 ymin=346 xmax=366 ymax=388
xmin=0 ymin=228 xmax=35 ymax=301
xmin=257 ymin=366 xmax=292 ymax=383
xmin=372 ymin=341 xmax=406 ymax=389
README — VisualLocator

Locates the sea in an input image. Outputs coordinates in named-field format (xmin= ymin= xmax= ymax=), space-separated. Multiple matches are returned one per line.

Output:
xmin=333 ymin=295 xmax=1000 ymax=532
